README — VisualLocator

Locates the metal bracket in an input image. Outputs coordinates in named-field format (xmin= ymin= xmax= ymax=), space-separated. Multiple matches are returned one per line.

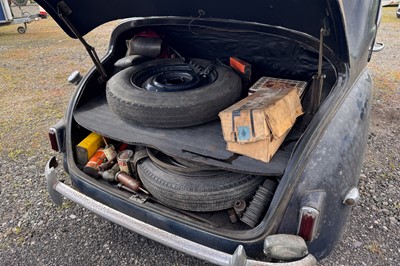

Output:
xmin=129 ymin=194 xmax=147 ymax=204
xmin=230 ymin=245 xmax=247 ymax=266
xmin=117 ymin=183 xmax=148 ymax=203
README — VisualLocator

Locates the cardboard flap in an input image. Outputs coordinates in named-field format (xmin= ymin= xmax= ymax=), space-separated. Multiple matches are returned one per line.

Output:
xmin=264 ymin=87 xmax=304 ymax=139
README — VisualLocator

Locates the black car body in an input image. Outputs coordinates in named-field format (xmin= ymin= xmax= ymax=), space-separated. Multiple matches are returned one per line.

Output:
xmin=397 ymin=3 xmax=400 ymax=18
xmin=40 ymin=0 xmax=381 ymax=264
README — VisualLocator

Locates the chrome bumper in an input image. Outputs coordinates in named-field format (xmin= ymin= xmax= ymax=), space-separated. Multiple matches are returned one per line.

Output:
xmin=45 ymin=157 xmax=317 ymax=266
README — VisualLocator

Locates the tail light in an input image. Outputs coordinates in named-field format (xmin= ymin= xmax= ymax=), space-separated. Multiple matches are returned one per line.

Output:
xmin=49 ymin=129 xmax=59 ymax=151
xmin=297 ymin=191 xmax=326 ymax=242
xmin=48 ymin=119 xmax=65 ymax=152
xmin=297 ymin=206 xmax=320 ymax=241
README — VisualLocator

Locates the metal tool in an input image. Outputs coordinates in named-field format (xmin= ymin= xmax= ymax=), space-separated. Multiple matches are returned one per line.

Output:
xmin=98 ymin=163 xmax=120 ymax=182
xmin=309 ymin=25 xmax=329 ymax=114
xmin=233 ymin=199 xmax=247 ymax=217
xmin=115 ymin=171 xmax=149 ymax=195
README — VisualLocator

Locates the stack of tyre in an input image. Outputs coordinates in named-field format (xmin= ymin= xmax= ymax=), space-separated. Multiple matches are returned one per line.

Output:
xmin=106 ymin=56 xmax=267 ymax=213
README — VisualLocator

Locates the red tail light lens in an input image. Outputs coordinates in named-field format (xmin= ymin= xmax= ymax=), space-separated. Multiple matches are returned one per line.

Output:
xmin=297 ymin=206 xmax=319 ymax=242
xmin=49 ymin=129 xmax=59 ymax=152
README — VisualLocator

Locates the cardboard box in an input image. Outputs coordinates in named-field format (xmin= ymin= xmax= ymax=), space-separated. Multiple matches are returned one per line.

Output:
xmin=219 ymin=77 xmax=306 ymax=162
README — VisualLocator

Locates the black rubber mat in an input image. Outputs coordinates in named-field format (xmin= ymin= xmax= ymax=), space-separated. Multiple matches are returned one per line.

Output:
xmin=73 ymin=95 xmax=294 ymax=175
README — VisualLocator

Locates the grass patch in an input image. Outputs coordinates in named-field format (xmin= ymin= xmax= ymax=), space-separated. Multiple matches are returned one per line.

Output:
xmin=366 ymin=242 xmax=384 ymax=255
xmin=0 ymin=18 xmax=117 ymax=160
xmin=57 ymin=201 xmax=74 ymax=211
xmin=381 ymin=6 xmax=400 ymax=23
xmin=14 ymin=226 xmax=22 ymax=235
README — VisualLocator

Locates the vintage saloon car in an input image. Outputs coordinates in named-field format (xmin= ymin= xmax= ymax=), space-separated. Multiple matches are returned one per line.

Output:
xmin=40 ymin=0 xmax=381 ymax=265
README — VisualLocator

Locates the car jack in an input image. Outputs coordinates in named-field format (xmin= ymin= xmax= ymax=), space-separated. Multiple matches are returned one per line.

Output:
xmin=309 ymin=25 xmax=329 ymax=115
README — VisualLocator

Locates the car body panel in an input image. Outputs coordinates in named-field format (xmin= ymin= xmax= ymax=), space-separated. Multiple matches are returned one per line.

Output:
xmin=277 ymin=70 xmax=372 ymax=258
xmin=35 ymin=0 xmax=382 ymax=76
xmin=340 ymin=0 xmax=380 ymax=66
xmin=37 ymin=0 xmax=348 ymax=63
xmin=397 ymin=3 xmax=400 ymax=18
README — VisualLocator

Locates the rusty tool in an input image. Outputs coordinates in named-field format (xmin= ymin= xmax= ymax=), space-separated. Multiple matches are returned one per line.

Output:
xmin=115 ymin=171 xmax=149 ymax=195
xmin=98 ymin=163 xmax=120 ymax=182
xmin=98 ymin=158 xmax=116 ymax=172
xmin=228 ymin=209 xmax=238 ymax=223
xmin=233 ymin=199 xmax=247 ymax=217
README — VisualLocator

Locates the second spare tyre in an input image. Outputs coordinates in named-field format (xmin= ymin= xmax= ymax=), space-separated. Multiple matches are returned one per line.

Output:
xmin=106 ymin=58 xmax=242 ymax=128
xmin=137 ymin=155 xmax=265 ymax=212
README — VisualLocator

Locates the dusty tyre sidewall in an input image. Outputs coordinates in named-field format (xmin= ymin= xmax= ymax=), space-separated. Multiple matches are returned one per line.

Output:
xmin=106 ymin=58 xmax=242 ymax=128
xmin=137 ymin=158 xmax=264 ymax=212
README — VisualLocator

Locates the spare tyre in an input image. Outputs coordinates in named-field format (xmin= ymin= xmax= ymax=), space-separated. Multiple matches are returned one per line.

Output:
xmin=106 ymin=58 xmax=242 ymax=128
xmin=137 ymin=156 xmax=265 ymax=212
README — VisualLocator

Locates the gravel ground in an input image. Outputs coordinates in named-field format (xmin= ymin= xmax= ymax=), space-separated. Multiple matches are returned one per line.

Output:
xmin=0 ymin=7 xmax=399 ymax=266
